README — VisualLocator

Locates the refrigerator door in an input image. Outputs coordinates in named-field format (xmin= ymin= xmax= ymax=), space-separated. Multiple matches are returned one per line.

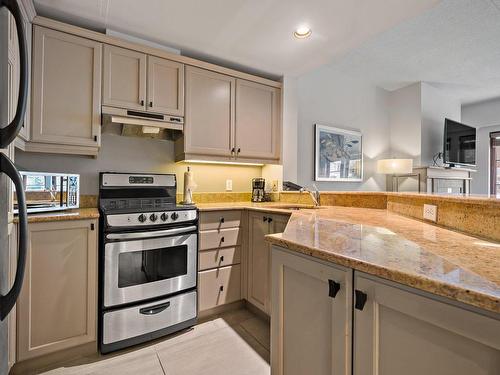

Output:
xmin=0 ymin=1 xmax=29 ymax=373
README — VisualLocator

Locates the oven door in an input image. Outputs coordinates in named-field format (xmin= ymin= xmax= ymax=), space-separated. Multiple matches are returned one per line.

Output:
xmin=104 ymin=226 xmax=197 ymax=308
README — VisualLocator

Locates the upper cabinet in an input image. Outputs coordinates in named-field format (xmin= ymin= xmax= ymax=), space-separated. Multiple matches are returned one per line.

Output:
xmin=147 ymin=56 xmax=184 ymax=116
xmin=102 ymin=45 xmax=146 ymax=111
xmin=103 ymin=45 xmax=184 ymax=116
xmin=31 ymin=26 xmax=102 ymax=153
xmin=182 ymin=66 xmax=235 ymax=157
xmin=177 ymin=66 xmax=281 ymax=164
xmin=235 ymin=80 xmax=280 ymax=160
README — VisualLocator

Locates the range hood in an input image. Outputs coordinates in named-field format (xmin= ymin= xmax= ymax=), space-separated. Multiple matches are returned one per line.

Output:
xmin=102 ymin=106 xmax=183 ymax=140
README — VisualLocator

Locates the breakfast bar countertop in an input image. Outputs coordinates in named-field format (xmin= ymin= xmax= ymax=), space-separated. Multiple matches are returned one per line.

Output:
xmin=265 ymin=206 xmax=500 ymax=314
xmin=14 ymin=208 xmax=100 ymax=223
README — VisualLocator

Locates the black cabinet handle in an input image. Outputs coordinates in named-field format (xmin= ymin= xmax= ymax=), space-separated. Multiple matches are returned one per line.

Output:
xmin=0 ymin=154 xmax=28 ymax=321
xmin=328 ymin=279 xmax=341 ymax=298
xmin=149 ymin=101 xmax=153 ymax=107
xmin=139 ymin=301 xmax=170 ymax=315
xmin=140 ymin=99 xmax=144 ymax=106
xmin=0 ymin=0 xmax=28 ymax=148
xmin=220 ymin=236 xmax=225 ymax=243
xmin=268 ymin=217 xmax=273 ymax=223
xmin=354 ymin=290 xmax=368 ymax=311
xmin=219 ymin=255 xmax=224 ymax=263
xmin=237 ymin=148 xmax=241 ymax=155
xmin=231 ymin=148 xmax=235 ymax=156
xmin=263 ymin=216 xmax=268 ymax=222
xmin=90 ymin=223 xmax=95 ymax=231
xmin=220 ymin=217 xmax=225 ymax=223
xmin=219 ymin=285 xmax=224 ymax=292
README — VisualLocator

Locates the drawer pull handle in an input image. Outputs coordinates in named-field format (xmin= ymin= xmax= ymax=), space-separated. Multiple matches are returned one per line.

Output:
xmin=219 ymin=255 xmax=224 ymax=263
xmin=220 ymin=217 xmax=225 ymax=223
xmin=268 ymin=217 xmax=273 ymax=223
xmin=140 ymin=99 xmax=144 ymax=106
xmin=219 ymin=285 xmax=224 ymax=292
xmin=139 ymin=301 xmax=170 ymax=315
xmin=220 ymin=236 xmax=225 ymax=243
xmin=263 ymin=216 xmax=268 ymax=222
xmin=354 ymin=290 xmax=368 ymax=311
xmin=328 ymin=279 xmax=340 ymax=298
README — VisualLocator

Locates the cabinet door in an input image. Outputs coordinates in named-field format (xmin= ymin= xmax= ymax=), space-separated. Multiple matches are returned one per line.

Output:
xmin=354 ymin=274 xmax=500 ymax=375
xmin=235 ymin=80 xmax=280 ymax=160
xmin=198 ymin=264 xmax=241 ymax=312
xmin=17 ymin=220 xmax=98 ymax=360
xmin=103 ymin=44 xmax=146 ymax=110
xmin=147 ymin=56 xmax=184 ymax=116
xmin=184 ymin=66 xmax=235 ymax=156
xmin=31 ymin=26 xmax=101 ymax=147
xmin=271 ymin=246 xmax=351 ymax=375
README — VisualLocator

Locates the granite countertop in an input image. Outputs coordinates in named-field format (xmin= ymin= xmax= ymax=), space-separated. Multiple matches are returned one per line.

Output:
xmin=195 ymin=201 xmax=314 ymax=214
xmin=265 ymin=206 xmax=500 ymax=314
xmin=14 ymin=208 xmax=100 ymax=223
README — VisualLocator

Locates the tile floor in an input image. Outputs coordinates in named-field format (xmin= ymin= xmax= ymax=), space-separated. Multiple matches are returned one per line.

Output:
xmin=38 ymin=308 xmax=270 ymax=375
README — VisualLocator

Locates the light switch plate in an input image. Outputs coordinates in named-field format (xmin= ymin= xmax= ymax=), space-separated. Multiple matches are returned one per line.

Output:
xmin=225 ymin=179 xmax=233 ymax=191
xmin=423 ymin=204 xmax=437 ymax=222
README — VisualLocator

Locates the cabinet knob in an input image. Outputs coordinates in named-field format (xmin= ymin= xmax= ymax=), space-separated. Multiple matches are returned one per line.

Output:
xmin=263 ymin=216 xmax=268 ymax=222
xmin=140 ymin=99 xmax=144 ymax=106
xmin=354 ymin=290 xmax=368 ymax=311
xmin=328 ymin=279 xmax=340 ymax=298
xmin=220 ymin=217 xmax=225 ymax=224
xmin=219 ymin=255 xmax=224 ymax=263
xmin=268 ymin=217 xmax=273 ymax=223
xmin=237 ymin=148 xmax=241 ymax=155
xmin=149 ymin=101 xmax=153 ymax=107
xmin=219 ymin=285 xmax=224 ymax=292
xmin=220 ymin=236 xmax=225 ymax=243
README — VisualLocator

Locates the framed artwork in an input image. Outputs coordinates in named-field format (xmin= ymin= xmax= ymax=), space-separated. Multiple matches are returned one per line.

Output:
xmin=314 ymin=124 xmax=363 ymax=182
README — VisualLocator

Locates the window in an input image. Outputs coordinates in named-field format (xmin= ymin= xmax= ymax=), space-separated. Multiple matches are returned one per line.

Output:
xmin=490 ymin=132 xmax=500 ymax=198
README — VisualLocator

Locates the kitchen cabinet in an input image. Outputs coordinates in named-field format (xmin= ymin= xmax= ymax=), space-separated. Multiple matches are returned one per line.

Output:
xmin=16 ymin=219 xmax=98 ymax=361
xmin=354 ymin=273 xmax=500 ymax=375
xmin=247 ymin=212 xmax=289 ymax=314
xmin=147 ymin=55 xmax=184 ymax=116
xmin=270 ymin=245 xmax=500 ymax=375
xmin=270 ymin=246 xmax=352 ymax=375
xmin=31 ymin=26 xmax=102 ymax=152
xmin=235 ymin=79 xmax=280 ymax=160
xmin=103 ymin=45 xmax=184 ymax=116
xmin=177 ymin=67 xmax=282 ymax=164
xmin=182 ymin=66 xmax=235 ymax=157
xmin=198 ymin=210 xmax=243 ymax=313
xmin=102 ymin=45 xmax=146 ymax=111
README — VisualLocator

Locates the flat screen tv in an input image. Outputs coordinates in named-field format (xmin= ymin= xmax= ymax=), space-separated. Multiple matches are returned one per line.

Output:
xmin=443 ymin=118 xmax=476 ymax=167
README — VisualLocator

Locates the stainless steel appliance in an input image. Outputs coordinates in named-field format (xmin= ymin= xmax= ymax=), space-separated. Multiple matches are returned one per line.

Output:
xmin=251 ymin=177 xmax=266 ymax=202
xmin=0 ymin=1 xmax=28 ymax=374
xmin=13 ymin=171 xmax=79 ymax=213
xmin=98 ymin=172 xmax=198 ymax=353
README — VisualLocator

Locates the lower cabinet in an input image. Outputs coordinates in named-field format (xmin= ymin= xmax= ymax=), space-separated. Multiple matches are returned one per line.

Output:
xmin=354 ymin=274 xmax=500 ymax=375
xmin=247 ymin=212 xmax=289 ymax=315
xmin=198 ymin=265 xmax=241 ymax=311
xmin=271 ymin=246 xmax=352 ymax=375
xmin=16 ymin=219 xmax=98 ymax=361
xmin=271 ymin=245 xmax=500 ymax=375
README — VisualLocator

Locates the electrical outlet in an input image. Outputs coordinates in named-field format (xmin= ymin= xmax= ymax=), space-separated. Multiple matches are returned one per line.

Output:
xmin=423 ymin=204 xmax=437 ymax=222
xmin=225 ymin=179 xmax=233 ymax=191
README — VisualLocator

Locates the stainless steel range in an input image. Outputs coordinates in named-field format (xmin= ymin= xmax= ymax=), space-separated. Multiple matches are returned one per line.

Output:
xmin=98 ymin=172 xmax=198 ymax=354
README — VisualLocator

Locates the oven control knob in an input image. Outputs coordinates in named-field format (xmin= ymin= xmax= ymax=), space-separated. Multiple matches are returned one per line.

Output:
xmin=138 ymin=214 xmax=147 ymax=223
xmin=171 ymin=212 xmax=179 ymax=221
xmin=150 ymin=213 xmax=158 ymax=222
xmin=160 ymin=213 xmax=168 ymax=221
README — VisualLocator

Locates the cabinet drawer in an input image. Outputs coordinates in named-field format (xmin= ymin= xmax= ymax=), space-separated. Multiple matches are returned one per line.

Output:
xmin=198 ymin=265 xmax=241 ymax=311
xmin=199 ymin=227 xmax=241 ymax=250
xmin=199 ymin=247 xmax=241 ymax=271
xmin=199 ymin=210 xmax=241 ymax=231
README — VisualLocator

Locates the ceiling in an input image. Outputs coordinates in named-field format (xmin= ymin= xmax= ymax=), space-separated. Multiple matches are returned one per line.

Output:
xmin=321 ymin=0 xmax=500 ymax=104
xmin=33 ymin=0 xmax=440 ymax=79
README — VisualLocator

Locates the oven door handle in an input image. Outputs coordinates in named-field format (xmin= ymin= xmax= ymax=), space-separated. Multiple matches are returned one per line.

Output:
xmin=106 ymin=225 xmax=197 ymax=240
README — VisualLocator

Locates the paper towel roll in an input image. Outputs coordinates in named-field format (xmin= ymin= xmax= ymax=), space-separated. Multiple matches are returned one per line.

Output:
xmin=183 ymin=167 xmax=197 ymax=204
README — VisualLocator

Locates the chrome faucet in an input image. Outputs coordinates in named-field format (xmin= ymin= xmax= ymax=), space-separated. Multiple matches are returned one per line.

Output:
xmin=300 ymin=184 xmax=321 ymax=207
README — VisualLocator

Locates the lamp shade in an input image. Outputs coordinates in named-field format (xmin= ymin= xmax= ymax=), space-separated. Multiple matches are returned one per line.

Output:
xmin=377 ymin=159 xmax=413 ymax=174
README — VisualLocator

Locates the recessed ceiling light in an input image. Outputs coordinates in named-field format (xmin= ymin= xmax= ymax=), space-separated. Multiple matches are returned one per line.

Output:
xmin=293 ymin=26 xmax=312 ymax=39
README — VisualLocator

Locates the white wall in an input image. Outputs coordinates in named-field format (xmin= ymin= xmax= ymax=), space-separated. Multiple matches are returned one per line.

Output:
xmin=388 ymin=83 xmax=422 ymax=164
xmin=462 ymin=97 xmax=500 ymax=194
xmin=296 ymin=65 xmax=391 ymax=191
xmin=15 ymin=134 xmax=263 ymax=195
xmin=420 ymin=82 xmax=461 ymax=166
xmin=281 ymin=75 xmax=298 ymax=182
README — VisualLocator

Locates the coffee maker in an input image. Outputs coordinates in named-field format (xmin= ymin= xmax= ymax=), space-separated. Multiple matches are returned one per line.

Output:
xmin=251 ymin=178 xmax=266 ymax=202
